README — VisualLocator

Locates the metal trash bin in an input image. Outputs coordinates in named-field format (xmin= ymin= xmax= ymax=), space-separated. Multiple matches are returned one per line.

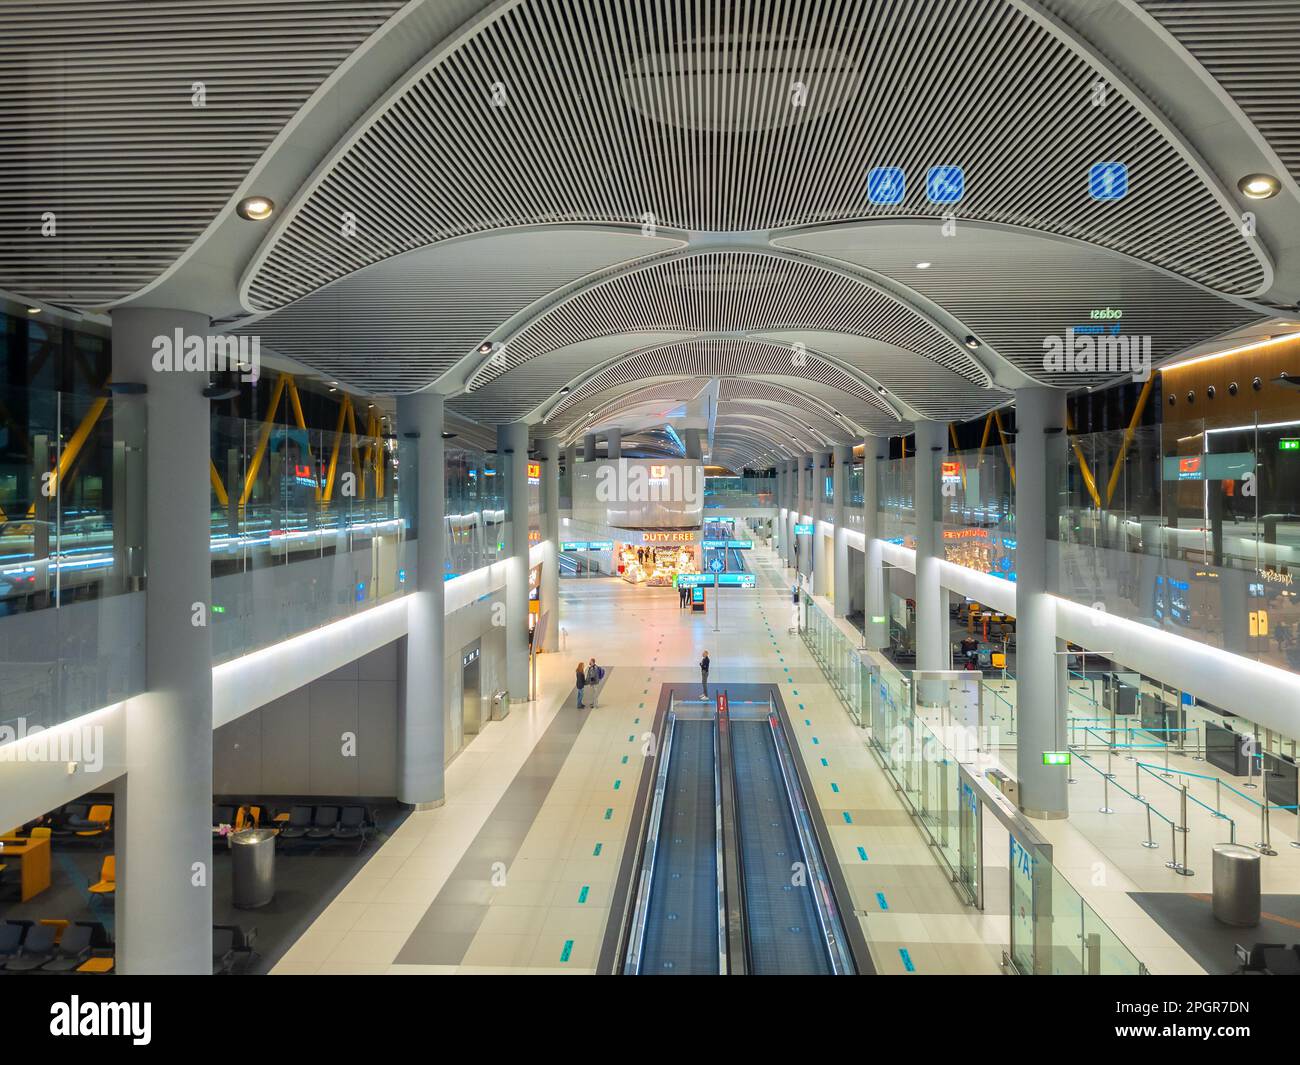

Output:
xmin=1212 ymin=844 xmax=1261 ymax=927
xmin=491 ymin=689 xmax=510 ymax=722
xmin=230 ymin=828 xmax=276 ymax=909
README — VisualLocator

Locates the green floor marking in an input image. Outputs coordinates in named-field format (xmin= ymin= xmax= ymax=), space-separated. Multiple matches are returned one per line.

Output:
xmin=560 ymin=939 xmax=574 ymax=962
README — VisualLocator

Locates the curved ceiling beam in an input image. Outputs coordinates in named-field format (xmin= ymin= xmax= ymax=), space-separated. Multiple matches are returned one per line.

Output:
xmin=239 ymin=0 xmax=1268 ymax=312
xmin=536 ymin=331 xmax=908 ymax=427
xmin=468 ymin=247 xmax=987 ymax=400
xmin=552 ymin=373 xmax=882 ymax=447
xmin=714 ymin=408 xmax=849 ymax=450
xmin=1011 ymin=0 xmax=1274 ymax=299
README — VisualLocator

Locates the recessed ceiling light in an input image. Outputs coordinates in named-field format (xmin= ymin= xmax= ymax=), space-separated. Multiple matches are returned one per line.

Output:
xmin=1237 ymin=173 xmax=1280 ymax=200
xmin=477 ymin=341 xmax=494 ymax=355
xmin=559 ymin=386 xmax=571 ymax=394
xmin=26 ymin=306 xmax=40 ymax=315
xmin=235 ymin=195 xmax=275 ymax=221
xmin=916 ymin=261 xmax=931 ymax=269
xmin=877 ymin=385 xmax=887 ymax=394
xmin=964 ymin=335 xmax=980 ymax=349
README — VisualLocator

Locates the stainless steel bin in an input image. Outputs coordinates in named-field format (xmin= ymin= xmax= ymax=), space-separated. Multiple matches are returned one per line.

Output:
xmin=1211 ymin=844 xmax=1260 ymax=927
xmin=231 ymin=828 xmax=276 ymax=909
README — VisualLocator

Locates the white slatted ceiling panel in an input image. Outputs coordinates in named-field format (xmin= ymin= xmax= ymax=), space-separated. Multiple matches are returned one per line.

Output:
xmin=1139 ymin=1 xmax=1300 ymax=182
xmin=452 ymin=251 xmax=997 ymax=420
xmin=0 ymin=1 xmax=406 ymax=307
xmin=532 ymin=333 xmax=1001 ymax=428
xmin=719 ymin=377 xmax=898 ymax=437
xmin=779 ymin=224 xmax=1265 ymax=386
xmin=248 ymin=0 xmax=1264 ymax=311
xmin=236 ymin=229 xmax=677 ymax=393
xmin=555 ymin=378 xmax=711 ymax=442
xmin=712 ymin=433 xmax=783 ymax=469
xmin=714 ymin=406 xmax=846 ymax=446
xmin=540 ymin=337 xmax=895 ymax=426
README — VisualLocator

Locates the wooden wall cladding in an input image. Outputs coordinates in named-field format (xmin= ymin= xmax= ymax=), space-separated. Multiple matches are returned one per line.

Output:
xmin=1162 ymin=333 xmax=1300 ymax=432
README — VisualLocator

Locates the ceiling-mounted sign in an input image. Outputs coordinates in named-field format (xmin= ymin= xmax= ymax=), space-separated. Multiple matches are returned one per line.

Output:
xmin=526 ymin=462 xmax=541 ymax=485
xmin=701 ymin=539 xmax=754 ymax=550
xmin=587 ymin=540 xmax=614 ymax=550
xmin=794 ymin=523 xmax=814 ymax=535
xmin=678 ymin=572 xmax=756 ymax=588
xmin=561 ymin=541 xmax=588 ymax=552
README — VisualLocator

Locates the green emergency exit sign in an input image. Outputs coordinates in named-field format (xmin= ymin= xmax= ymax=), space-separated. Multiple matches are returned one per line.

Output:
xmin=1280 ymin=439 xmax=1300 ymax=452
xmin=1042 ymin=751 xmax=1071 ymax=766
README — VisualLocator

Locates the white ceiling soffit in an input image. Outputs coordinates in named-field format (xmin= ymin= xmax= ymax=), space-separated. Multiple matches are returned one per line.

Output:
xmin=553 ymin=371 xmax=897 ymax=445
xmin=1136 ymin=1 xmax=1300 ymax=186
xmin=232 ymin=227 xmax=682 ymax=393
xmin=719 ymin=377 xmax=896 ymax=438
xmin=537 ymin=336 xmax=907 ymax=431
xmin=457 ymin=249 xmax=985 ymax=414
xmin=714 ymin=407 xmax=848 ymax=448
xmin=244 ymin=0 xmax=1268 ymax=314
xmin=778 ymin=221 xmax=1267 ymax=387
xmin=0 ymin=0 xmax=408 ymax=308
xmin=571 ymin=378 xmax=712 ymax=439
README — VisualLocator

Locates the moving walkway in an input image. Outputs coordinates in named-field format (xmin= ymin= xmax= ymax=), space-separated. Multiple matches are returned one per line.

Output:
xmin=614 ymin=689 xmax=861 ymax=975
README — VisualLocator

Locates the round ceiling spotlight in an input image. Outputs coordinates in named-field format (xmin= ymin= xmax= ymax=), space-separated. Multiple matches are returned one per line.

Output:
xmin=1237 ymin=173 xmax=1281 ymax=200
xmin=559 ymin=386 xmax=571 ymax=394
xmin=26 ymin=306 xmax=40 ymax=315
xmin=915 ymin=262 xmax=932 ymax=270
xmin=235 ymin=195 xmax=275 ymax=221
xmin=877 ymin=385 xmax=887 ymax=394
xmin=963 ymin=335 xmax=980 ymax=350
xmin=477 ymin=341 xmax=494 ymax=355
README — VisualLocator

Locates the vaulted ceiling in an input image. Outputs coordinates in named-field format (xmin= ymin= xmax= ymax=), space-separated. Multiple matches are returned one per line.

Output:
xmin=3 ymin=0 xmax=1298 ymax=472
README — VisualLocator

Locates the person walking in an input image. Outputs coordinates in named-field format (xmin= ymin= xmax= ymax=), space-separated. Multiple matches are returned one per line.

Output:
xmin=575 ymin=661 xmax=587 ymax=709
xmin=699 ymin=650 xmax=711 ymax=699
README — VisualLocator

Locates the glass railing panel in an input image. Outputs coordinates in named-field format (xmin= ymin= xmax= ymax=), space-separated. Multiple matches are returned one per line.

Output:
xmin=0 ymin=384 xmax=148 ymax=730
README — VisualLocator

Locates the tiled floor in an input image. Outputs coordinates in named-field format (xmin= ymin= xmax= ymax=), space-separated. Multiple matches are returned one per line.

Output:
xmin=272 ymin=533 xmax=1012 ymax=975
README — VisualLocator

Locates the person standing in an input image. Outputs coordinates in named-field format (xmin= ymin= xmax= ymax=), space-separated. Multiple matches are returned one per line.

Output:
xmin=699 ymin=650 xmax=710 ymax=699
xmin=575 ymin=661 xmax=587 ymax=709
xmin=586 ymin=657 xmax=604 ymax=707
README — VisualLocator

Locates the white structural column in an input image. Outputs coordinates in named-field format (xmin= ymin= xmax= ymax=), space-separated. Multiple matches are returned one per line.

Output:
xmin=790 ymin=455 xmax=800 ymax=579
xmin=812 ymin=450 xmax=831 ymax=596
xmin=777 ymin=460 xmax=789 ymax=564
xmin=606 ymin=428 xmax=621 ymax=459
xmin=540 ymin=437 xmax=561 ymax=653
xmin=862 ymin=439 xmax=887 ymax=649
xmin=913 ymin=420 xmax=948 ymax=682
xmin=396 ymin=392 xmax=446 ymax=808
xmin=500 ymin=421 xmax=531 ymax=699
xmin=832 ymin=444 xmax=851 ymax=616
xmin=1015 ymin=387 xmax=1070 ymax=819
xmin=112 ymin=307 xmax=213 ymax=974
xmin=583 ymin=434 xmax=596 ymax=462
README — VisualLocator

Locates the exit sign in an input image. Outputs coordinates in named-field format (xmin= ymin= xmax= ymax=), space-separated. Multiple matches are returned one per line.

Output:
xmin=1280 ymin=439 xmax=1300 ymax=452
xmin=1042 ymin=751 xmax=1071 ymax=766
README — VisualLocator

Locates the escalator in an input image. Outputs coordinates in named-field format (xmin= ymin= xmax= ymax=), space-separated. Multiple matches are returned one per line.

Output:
xmin=617 ymin=691 xmax=859 ymax=975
